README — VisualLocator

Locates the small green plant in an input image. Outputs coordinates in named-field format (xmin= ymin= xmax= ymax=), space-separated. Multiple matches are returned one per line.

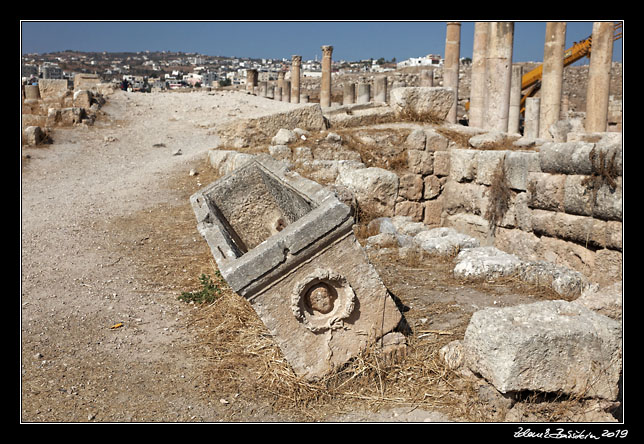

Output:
xmin=178 ymin=272 xmax=223 ymax=304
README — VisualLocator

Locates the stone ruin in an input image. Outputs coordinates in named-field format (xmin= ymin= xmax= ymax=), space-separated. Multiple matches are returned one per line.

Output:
xmin=190 ymin=22 xmax=622 ymax=414
xmin=190 ymin=157 xmax=402 ymax=379
xmin=21 ymin=73 xmax=117 ymax=146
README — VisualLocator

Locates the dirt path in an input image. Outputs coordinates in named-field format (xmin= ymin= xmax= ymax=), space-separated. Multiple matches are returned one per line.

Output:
xmin=21 ymin=89 xmax=302 ymax=422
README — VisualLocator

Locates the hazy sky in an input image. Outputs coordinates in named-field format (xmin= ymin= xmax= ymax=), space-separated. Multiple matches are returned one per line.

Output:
xmin=20 ymin=21 xmax=623 ymax=65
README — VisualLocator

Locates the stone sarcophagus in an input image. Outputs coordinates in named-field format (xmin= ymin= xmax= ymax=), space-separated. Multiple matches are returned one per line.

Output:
xmin=190 ymin=157 xmax=403 ymax=379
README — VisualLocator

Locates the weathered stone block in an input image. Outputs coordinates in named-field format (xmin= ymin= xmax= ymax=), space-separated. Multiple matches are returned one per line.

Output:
xmin=423 ymin=198 xmax=443 ymax=226
xmin=216 ymin=103 xmax=326 ymax=146
xmin=398 ymin=173 xmax=423 ymax=200
xmin=425 ymin=128 xmax=450 ymax=151
xmin=389 ymin=86 xmax=454 ymax=122
xmin=191 ymin=159 xmax=402 ymax=380
xmin=38 ymin=79 xmax=69 ymax=101
xmin=423 ymin=175 xmax=443 ymax=200
xmin=405 ymin=129 xmax=426 ymax=150
xmin=449 ymin=149 xmax=477 ymax=182
xmin=475 ymin=150 xmax=506 ymax=185
xmin=527 ymin=172 xmax=565 ymax=212
xmin=336 ymin=166 xmax=399 ymax=217
xmin=503 ymin=151 xmax=540 ymax=191
xmin=433 ymin=150 xmax=451 ymax=177
xmin=394 ymin=201 xmax=424 ymax=222
xmin=464 ymin=300 xmax=622 ymax=400
xmin=539 ymin=142 xmax=595 ymax=175
xmin=407 ymin=150 xmax=433 ymax=175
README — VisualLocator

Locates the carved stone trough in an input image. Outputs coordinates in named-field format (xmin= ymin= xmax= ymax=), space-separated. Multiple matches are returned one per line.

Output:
xmin=190 ymin=157 xmax=403 ymax=379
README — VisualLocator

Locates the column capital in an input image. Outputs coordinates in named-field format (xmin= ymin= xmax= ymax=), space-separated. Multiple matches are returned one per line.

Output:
xmin=292 ymin=55 xmax=302 ymax=65
xmin=321 ymin=45 xmax=334 ymax=56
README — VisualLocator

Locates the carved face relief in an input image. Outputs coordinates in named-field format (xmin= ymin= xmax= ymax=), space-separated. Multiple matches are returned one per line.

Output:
xmin=291 ymin=269 xmax=356 ymax=333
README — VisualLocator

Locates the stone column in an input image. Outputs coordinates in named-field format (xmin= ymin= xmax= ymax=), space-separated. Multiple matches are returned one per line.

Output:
xmin=444 ymin=22 xmax=461 ymax=123
xmin=508 ymin=65 xmax=523 ymax=134
xmin=277 ymin=71 xmax=285 ymax=98
xmin=419 ymin=69 xmax=434 ymax=86
xmin=586 ymin=22 xmax=614 ymax=133
xmin=374 ymin=76 xmax=387 ymax=103
xmin=291 ymin=55 xmax=302 ymax=104
xmin=246 ymin=69 xmax=258 ymax=93
xmin=259 ymin=81 xmax=268 ymax=97
xmin=267 ymin=85 xmax=274 ymax=99
xmin=343 ymin=82 xmax=355 ymax=105
xmin=539 ymin=22 xmax=567 ymax=139
xmin=282 ymin=80 xmax=291 ymax=102
xmin=524 ymin=97 xmax=540 ymax=139
xmin=485 ymin=22 xmax=514 ymax=132
xmin=469 ymin=22 xmax=489 ymax=129
xmin=357 ymin=82 xmax=371 ymax=104
xmin=320 ymin=45 xmax=333 ymax=108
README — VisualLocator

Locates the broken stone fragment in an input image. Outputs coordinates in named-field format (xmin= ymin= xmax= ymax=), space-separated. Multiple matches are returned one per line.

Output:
xmin=463 ymin=300 xmax=622 ymax=401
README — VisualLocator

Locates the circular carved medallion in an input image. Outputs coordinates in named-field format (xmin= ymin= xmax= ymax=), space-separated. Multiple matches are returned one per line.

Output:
xmin=291 ymin=269 xmax=356 ymax=333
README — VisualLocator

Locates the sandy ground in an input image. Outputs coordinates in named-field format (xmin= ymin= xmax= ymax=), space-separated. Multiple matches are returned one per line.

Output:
xmin=21 ymin=89 xmax=303 ymax=422
xmin=21 ymin=88 xmax=619 ymax=424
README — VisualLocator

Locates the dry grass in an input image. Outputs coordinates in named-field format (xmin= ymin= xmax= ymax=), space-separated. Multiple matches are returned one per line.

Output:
xmin=484 ymin=158 xmax=512 ymax=236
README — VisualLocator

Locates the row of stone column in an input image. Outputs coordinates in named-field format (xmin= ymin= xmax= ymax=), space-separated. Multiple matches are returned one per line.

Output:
xmin=245 ymin=54 xmax=304 ymax=103
xmin=467 ymin=21 xmax=616 ymax=137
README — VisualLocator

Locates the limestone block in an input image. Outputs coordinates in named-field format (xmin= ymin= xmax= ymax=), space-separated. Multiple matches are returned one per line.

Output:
xmin=594 ymin=177 xmax=622 ymax=221
xmin=38 ymin=79 xmax=69 ymax=101
xmin=503 ymin=151 xmax=540 ymax=191
xmin=539 ymin=142 xmax=595 ymax=175
xmin=527 ymin=172 xmax=565 ymax=212
xmin=336 ymin=166 xmax=399 ymax=217
xmin=464 ymin=300 xmax=622 ymax=400
xmin=449 ymin=149 xmax=477 ymax=182
xmin=443 ymin=181 xmax=486 ymax=215
xmin=453 ymin=246 xmax=522 ymax=280
xmin=389 ymin=86 xmax=454 ymax=122
xmin=563 ymin=175 xmax=595 ymax=216
xmin=208 ymin=149 xmax=255 ymax=176
xmin=22 ymin=126 xmax=45 ymax=146
xmin=517 ymin=260 xmax=589 ymax=297
xmin=405 ymin=129 xmax=426 ymax=150
xmin=423 ymin=175 xmax=444 ymax=200
xmin=493 ymin=228 xmax=540 ymax=262
xmin=268 ymin=144 xmax=292 ymax=161
xmin=398 ymin=173 xmax=423 ymax=201
xmin=433 ymin=150 xmax=451 ymax=177
xmin=190 ymin=159 xmax=402 ymax=380
xmin=475 ymin=150 xmax=506 ymax=185
xmin=605 ymin=221 xmax=622 ymax=250
xmin=573 ymin=281 xmax=622 ymax=321
xmin=593 ymin=249 xmax=623 ymax=286
xmin=73 ymin=89 xmax=93 ymax=109
xmin=216 ymin=103 xmax=326 ymax=146
xmin=423 ymin=198 xmax=443 ymax=226
xmin=272 ymin=128 xmax=297 ymax=145
xmin=424 ymin=128 xmax=450 ymax=151
xmin=394 ymin=201 xmax=424 ymax=222
xmin=407 ymin=150 xmax=433 ymax=175
xmin=414 ymin=227 xmax=479 ymax=256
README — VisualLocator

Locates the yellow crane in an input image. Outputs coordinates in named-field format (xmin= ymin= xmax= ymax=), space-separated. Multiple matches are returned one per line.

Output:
xmin=464 ymin=22 xmax=623 ymax=117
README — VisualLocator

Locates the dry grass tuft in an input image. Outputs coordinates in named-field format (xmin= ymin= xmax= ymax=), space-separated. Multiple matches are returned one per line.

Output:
xmin=484 ymin=158 xmax=512 ymax=236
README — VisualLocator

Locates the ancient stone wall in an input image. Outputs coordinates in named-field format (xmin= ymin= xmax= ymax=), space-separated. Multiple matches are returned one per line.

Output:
xmin=440 ymin=135 xmax=622 ymax=286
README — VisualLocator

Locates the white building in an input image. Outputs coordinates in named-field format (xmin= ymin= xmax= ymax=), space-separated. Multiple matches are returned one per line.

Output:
xmin=396 ymin=54 xmax=442 ymax=69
